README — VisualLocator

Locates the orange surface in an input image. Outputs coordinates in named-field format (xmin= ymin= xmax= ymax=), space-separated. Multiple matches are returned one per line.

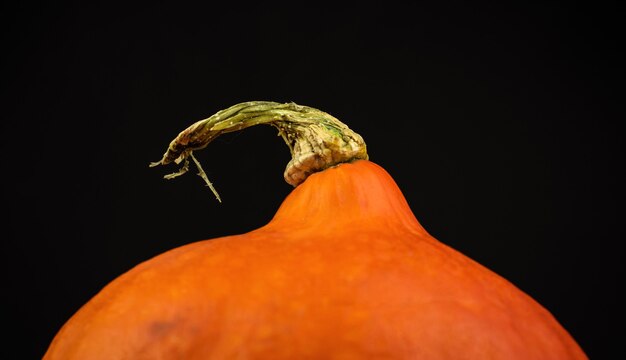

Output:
xmin=44 ymin=160 xmax=587 ymax=359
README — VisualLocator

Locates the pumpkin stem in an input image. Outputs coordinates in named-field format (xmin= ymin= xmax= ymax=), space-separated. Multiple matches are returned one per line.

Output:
xmin=150 ymin=101 xmax=368 ymax=199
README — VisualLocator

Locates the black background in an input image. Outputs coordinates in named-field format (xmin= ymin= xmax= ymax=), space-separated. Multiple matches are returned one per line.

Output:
xmin=2 ymin=2 xmax=623 ymax=359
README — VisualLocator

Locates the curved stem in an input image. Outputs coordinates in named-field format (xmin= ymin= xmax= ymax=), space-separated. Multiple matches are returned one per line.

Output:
xmin=151 ymin=101 xmax=368 ymax=200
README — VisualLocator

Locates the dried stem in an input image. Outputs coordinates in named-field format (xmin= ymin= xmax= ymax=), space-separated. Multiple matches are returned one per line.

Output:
xmin=151 ymin=101 xmax=368 ymax=201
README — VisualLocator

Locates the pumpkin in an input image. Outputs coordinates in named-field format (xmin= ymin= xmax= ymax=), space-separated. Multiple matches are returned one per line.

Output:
xmin=44 ymin=101 xmax=587 ymax=359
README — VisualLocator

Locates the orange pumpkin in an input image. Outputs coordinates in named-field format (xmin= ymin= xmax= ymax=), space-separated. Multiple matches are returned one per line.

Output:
xmin=44 ymin=102 xmax=587 ymax=359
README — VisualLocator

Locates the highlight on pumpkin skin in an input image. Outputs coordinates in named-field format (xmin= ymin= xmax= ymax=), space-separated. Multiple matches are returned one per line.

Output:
xmin=150 ymin=101 xmax=369 ymax=201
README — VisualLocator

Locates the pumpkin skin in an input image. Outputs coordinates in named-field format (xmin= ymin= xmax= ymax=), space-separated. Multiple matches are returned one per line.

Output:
xmin=44 ymin=160 xmax=586 ymax=359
